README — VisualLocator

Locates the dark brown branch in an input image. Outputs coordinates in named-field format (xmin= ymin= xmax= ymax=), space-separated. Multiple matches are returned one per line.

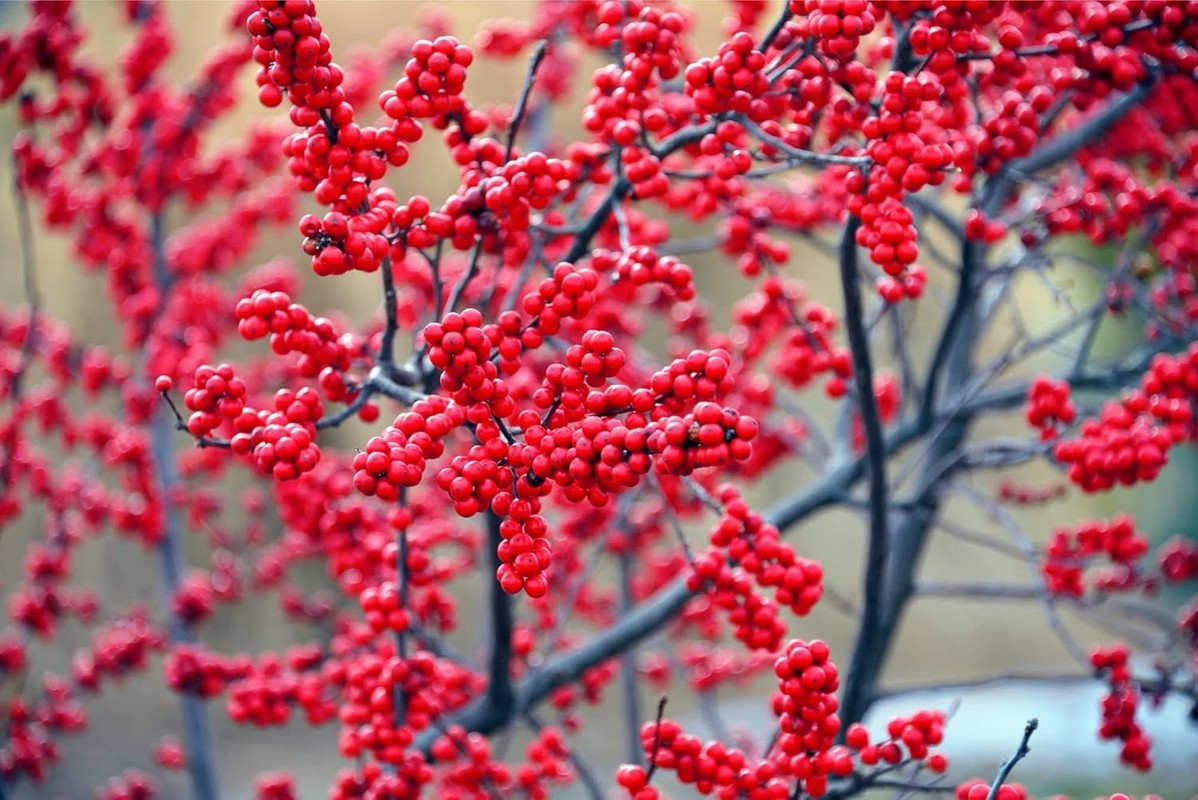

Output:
xmin=643 ymin=696 xmax=668 ymax=782
xmin=836 ymin=215 xmax=891 ymax=733
xmin=562 ymin=121 xmax=717 ymax=266
xmin=484 ymin=510 xmax=515 ymax=719
xmin=759 ymin=5 xmax=794 ymax=52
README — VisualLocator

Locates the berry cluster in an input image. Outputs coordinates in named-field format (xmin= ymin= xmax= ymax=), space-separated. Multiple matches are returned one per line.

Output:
xmin=623 ymin=718 xmax=771 ymax=799
xmin=997 ymin=478 xmax=1066 ymax=505
xmin=593 ymin=246 xmax=697 ymax=301
xmin=1026 ymin=376 xmax=1077 ymax=440
xmin=254 ymin=772 xmax=298 ymax=800
xmin=152 ymin=737 xmax=186 ymax=770
xmin=1054 ymin=347 xmax=1198 ymax=491
xmin=844 ymin=712 xmax=950 ymax=772
xmin=181 ymin=364 xmax=248 ymax=439
xmin=1091 ymin=644 xmax=1153 ymax=771
xmin=382 ymin=36 xmax=472 ymax=119
xmin=163 ymin=645 xmax=252 ymax=699
xmin=226 ymin=650 xmax=336 ymax=727
xmin=689 ymin=548 xmax=787 ymax=651
xmin=521 ymin=263 xmax=601 ymax=335
xmin=235 ymin=289 xmax=354 ymax=401
xmin=685 ymin=32 xmax=769 ymax=118
xmin=1043 ymin=516 xmax=1149 ymax=598
xmin=239 ymin=388 xmax=325 ymax=480
xmin=772 ymin=639 xmax=843 ymax=796
xmin=352 ymin=396 xmax=465 ymax=501
xmin=95 ymin=769 xmax=157 ymax=800
xmin=299 ymin=206 xmax=392 ymax=275
xmin=495 ymin=511 xmax=552 ymax=598
xmin=790 ymin=0 xmax=877 ymax=60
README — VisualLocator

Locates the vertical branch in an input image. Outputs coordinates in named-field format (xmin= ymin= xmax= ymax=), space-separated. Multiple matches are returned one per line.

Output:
xmin=151 ymin=411 xmax=221 ymax=800
xmin=148 ymin=211 xmax=221 ymax=800
xmin=484 ymin=510 xmax=515 ymax=718
xmin=617 ymin=548 xmax=644 ymax=765
xmin=378 ymin=255 xmax=399 ymax=372
xmin=835 ymin=215 xmax=892 ymax=732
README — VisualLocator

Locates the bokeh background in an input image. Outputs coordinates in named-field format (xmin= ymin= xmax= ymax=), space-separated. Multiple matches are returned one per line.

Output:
xmin=1 ymin=1 xmax=1196 ymax=798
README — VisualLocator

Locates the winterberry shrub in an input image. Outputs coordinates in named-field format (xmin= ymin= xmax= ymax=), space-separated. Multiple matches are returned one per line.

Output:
xmin=1 ymin=1 xmax=1197 ymax=798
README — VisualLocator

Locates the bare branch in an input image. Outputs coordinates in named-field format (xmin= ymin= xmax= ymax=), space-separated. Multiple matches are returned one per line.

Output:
xmin=836 ymin=214 xmax=892 ymax=733
xmin=505 ymin=40 xmax=549 ymax=163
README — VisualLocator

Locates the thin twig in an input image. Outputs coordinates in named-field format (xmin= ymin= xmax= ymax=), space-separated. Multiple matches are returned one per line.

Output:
xmin=505 ymin=40 xmax=549 ymax=163
xmin=644 ymin=696 xmax=668 ymax=782
xmin=985 ymin=719 xmax=1038 ymax=800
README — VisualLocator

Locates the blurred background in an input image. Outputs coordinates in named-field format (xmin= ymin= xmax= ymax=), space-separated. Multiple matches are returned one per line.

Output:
xmin=0 ymin=1 xmax=1195 ymax=798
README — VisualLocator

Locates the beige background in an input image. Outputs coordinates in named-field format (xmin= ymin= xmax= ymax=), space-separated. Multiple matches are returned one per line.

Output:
xmin=0 ymin=2 xmax=1194 ymax=797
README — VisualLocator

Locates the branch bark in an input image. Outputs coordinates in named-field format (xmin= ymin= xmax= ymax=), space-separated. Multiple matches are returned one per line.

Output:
xmin=835 ymin=216 xmax=891 ymax=732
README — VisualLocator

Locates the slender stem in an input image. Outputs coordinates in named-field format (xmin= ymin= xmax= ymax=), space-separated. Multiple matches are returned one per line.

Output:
xmin=643 ymin=696 xmax=668 ymax=781
xmin=563 ymin=121 xmax=717 ymax=265
xmin=741 ymin=117 xmax=873 ymax=168
xmin=759 ymin=4 xmax=794 ymax=52
xmin=985 ymin=719 xmax=1039 ymax=800
xmin=836 ymin=215 xmax=891 ymax=734
xmin=505 ymin=40 xmax=549 ymax=163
